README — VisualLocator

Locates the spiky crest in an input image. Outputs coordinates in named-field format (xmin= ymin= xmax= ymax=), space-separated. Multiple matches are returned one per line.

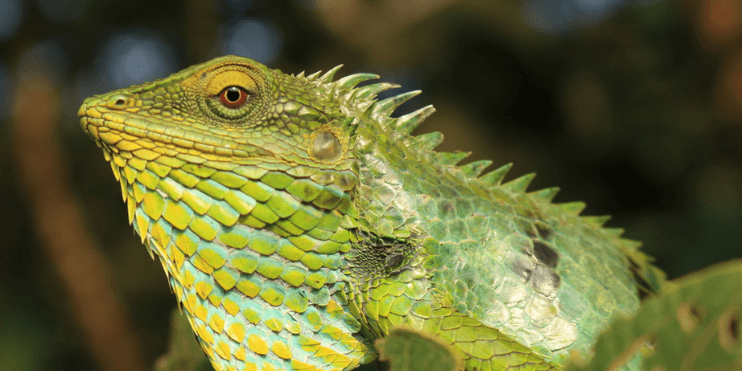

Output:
xmin=602 ymin=227 xmax=625 ymax=238
xmin=392 ymin=106 xmax=435 ymax=136
xmin=306 ymin=67 xmax=631 ymax=242
xmin=528 ymin=187 xmax=560 ymax=203
xmin=502 ymin=173 xmax=536 ymax=193
xmin=480 ymin=163 xmax=513 ymax=186
xmin=408 ymin=132 xmax=444 ymax=151
xmin=556 ymin=202 xmax=587 ymax=216
xmin=319 ymin=64 xmax=343 ymax=83
xmin=354 ymin=82 xmax=400 ymax=101
xmin=335 ymin=73 xmax=379 ymax=91
xmin=436 ymin=151 xmax=470 ymax=166
xmin=306 ymin=70 xmax=322 ymax=80
xmin=372 ymin=90 xmax=422 ymax=117
xmin=305 ymin=68 xmax=666 ymax=295
xmin=460 ymin=160 xmax=493 ymax=177
xmin=582 ymin=215 xmax=612 ymax=228
xmin=621 ymin=239 xmax=643 ymax=250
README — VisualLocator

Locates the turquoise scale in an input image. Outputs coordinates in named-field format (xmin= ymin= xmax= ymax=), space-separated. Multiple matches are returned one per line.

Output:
xmin=124 ymin=161 xmax=376 ymax=371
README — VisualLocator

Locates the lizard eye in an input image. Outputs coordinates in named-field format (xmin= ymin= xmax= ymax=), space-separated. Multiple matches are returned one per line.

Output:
xmin=218 ymin=86 xmax=250 ymax=108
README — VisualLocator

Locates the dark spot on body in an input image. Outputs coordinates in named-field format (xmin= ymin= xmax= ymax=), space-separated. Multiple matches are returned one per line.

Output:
xmin=531 ymin=265 xmax=561 ymax=297
xmin=717 ymin=307 xmax=740 ymax=351
xmin=513 ymin=259 xmax=533 ymax=282
xmin=385 ymin=253 xmax=405 ymax=271
xmin=513 ymin=217 xmax=534 ymax=237
xmin=533 ymin=240 xmax=559 ymax=268
xmin=677 ymin=302 xmax=704 ymax=334
xmin=347 ymin=230 xmax=417 ymax=280
xmin=726 ymin=315 xmax=739 ymax=344
xmin=534 ymin=221 xmax=553 ymax=240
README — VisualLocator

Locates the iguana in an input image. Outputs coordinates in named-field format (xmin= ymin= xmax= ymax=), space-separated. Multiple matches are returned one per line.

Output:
xmin=78 ymin=55 xmax=663 ymax=371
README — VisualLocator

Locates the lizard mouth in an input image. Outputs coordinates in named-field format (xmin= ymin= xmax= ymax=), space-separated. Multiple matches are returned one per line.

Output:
xmin=78 ymin=98 xmax=274 ymax=160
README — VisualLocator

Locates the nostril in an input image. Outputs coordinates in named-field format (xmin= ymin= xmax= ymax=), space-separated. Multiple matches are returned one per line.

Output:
xmin=106 ymin=94 xmax=129 ymax=109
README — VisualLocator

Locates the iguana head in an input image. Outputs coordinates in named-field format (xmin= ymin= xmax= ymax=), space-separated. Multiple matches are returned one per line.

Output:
xmin=79 ymin=55 xmax=359 ymax=171
xmin=78 ymin=53 xmax=440 ymax=261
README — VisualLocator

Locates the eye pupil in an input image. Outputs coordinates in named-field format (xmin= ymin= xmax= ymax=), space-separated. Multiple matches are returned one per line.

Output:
xmin=219 ymin=86 xmax=250 ymax=108
xmin=226 ymin=88 xmax=240 ymax=103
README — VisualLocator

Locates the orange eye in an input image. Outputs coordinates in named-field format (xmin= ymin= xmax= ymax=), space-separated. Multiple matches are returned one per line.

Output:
xmin=218 ymin=86 xmax=250 ymax=108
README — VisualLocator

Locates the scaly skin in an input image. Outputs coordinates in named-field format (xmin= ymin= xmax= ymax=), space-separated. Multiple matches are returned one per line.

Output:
xmin=79 ymin=56 xmax=662 ymax=371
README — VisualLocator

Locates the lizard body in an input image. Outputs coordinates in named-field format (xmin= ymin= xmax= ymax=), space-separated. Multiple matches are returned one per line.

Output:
xmin=79 ymin=56 xmax=661 ymax=371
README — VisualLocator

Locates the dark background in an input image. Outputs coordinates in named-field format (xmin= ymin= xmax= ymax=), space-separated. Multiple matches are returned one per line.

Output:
xmin=1 ymin=0 xmax=741 ymax=370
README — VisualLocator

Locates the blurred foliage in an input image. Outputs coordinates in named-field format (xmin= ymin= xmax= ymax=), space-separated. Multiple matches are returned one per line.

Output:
xmin=376 ymin=327 xmax=461 ymax=371
xmin=567 ymin=259 xmax=742 ymax=371
xmin=154 ymin=310 xmax=212 ymax=371
xmin=1 ymin=0 xmax=742 ymax=370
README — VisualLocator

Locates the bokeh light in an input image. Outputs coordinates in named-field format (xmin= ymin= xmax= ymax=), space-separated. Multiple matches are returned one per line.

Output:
xmin=97 ymin=30 xmax=178 ymax=89
xmin=222 ymin=19 xmax=282 ymax=66
xmin=0 ymin=0 xmax=23 ymax=42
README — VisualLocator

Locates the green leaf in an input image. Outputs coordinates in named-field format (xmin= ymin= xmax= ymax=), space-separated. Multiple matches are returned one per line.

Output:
xmin=375 ymin=326 xmax=461 ymax=371
xmin=153 ymin=309 xmax=213 ymax=371
xmin=567 ymin=259 xmax=742 ymax=371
